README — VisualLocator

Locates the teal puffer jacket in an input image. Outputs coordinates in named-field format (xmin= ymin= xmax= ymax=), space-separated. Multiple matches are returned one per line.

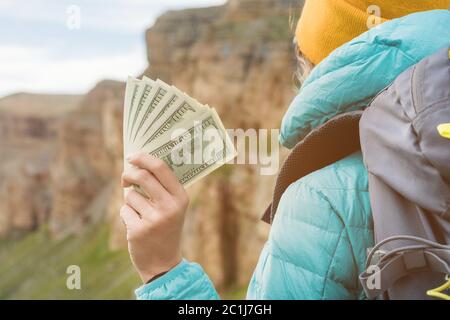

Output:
xmin=136 ymin=10 xmax=450 ymax=300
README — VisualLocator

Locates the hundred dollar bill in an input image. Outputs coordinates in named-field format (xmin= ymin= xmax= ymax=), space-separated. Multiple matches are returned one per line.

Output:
xmin=128 ymin=77 xmax=154 ymax=140
xmin=138 ymin=110 xmax=236 ymax=189
xmin=124 ymin=77 xmax=143 ymax=154
xmin=123 ymin=76 xmax=236 ymax=193
xmin=131 ymin=79 xmax=171 ymax=143
xmin=143 ymin=90 xmax=180 ymax=135
xmin=144 ymin=83 xmax=204 ymax=131
xmin=137 ymin=97 xmax=209 ymax=150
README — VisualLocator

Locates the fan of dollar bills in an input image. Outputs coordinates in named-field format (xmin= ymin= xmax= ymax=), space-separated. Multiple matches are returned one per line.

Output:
xmin=123 ymin=76 xmax=237 ymax=188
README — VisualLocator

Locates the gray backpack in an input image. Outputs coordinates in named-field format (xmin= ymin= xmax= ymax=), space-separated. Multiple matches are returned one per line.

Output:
xmin=358 ymin=46 xmax=450 ymax=300
xmin=263 ymin=47 xmax=450 ymax=300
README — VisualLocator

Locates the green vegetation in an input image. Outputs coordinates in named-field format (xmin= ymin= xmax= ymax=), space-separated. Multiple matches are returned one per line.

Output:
xmin=221 ymin=286 xmax=247 ymax=300
xmin=0 ymin=223 xmax=141 ymax=299
xmin=0 ymin=220 xmax=247 ymax=299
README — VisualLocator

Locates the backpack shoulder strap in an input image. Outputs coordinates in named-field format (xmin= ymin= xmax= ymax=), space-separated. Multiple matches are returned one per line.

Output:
xmin=262 ymin=110 xmax=363 ymax=224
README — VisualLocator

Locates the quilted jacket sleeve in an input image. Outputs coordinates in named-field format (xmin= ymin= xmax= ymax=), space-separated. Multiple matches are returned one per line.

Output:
xmin=135 ymin=259 xmax=220 ymax=300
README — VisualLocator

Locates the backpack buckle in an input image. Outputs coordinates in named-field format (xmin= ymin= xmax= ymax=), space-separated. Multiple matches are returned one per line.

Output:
xmin=367 ymin=247 xmax=386 ymax=266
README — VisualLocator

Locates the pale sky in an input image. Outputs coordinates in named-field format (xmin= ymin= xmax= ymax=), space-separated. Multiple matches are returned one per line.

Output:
xmin=0 ymin=0 xmax=226 ymax=97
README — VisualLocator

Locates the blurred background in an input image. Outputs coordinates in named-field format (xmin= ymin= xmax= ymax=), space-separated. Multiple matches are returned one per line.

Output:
xmin=0 ymin=0 xmax=302 ymax=299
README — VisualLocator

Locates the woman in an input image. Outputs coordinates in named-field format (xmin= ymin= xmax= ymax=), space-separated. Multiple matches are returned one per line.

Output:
xmin=120 ymin=1 xmax=450 ymax=299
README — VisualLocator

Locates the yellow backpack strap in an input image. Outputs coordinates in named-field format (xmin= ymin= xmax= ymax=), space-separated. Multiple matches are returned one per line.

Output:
xmin=437 ymin=123 xmax=450 ymax=139
xmin=427 ymin=276 xmax=450 ymax=300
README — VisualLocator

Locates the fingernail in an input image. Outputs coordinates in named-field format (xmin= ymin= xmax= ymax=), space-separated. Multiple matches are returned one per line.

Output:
xmin=126 ymin=154 xmax=134 ymax=162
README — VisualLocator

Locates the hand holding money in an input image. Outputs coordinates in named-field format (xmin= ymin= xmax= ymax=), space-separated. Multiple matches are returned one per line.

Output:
xmin=121 ymin=153 xmax=188 ymax=283
xmin=120 ymin=76 xmax=236 ymax=282
xmin=123 ymin=76 xmax=237 ymax=193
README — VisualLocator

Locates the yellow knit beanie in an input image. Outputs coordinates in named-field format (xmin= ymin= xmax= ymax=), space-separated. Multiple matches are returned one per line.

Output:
xmin=296 ymin=0 xmax=450 ymax=65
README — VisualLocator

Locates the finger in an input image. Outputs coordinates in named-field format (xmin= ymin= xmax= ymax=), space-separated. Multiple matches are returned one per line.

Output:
xmin=122 ymin=167 xmax=169 ymax=201
xmin=127 ymin=153 xmax=182 ymax=196
xmin=121 ymin=174 xmax=131 ymax=188
xmin=120 ymin=205 xmax=141 ymax=228
xmin=125 ymin=189 xmax=154 ymax=220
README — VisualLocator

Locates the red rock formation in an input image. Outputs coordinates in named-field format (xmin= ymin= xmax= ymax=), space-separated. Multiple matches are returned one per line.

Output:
xmin=0 ymin=93 xmax=81 ymax=238
xmin=50 ymin=80 xmax=124 ymax=237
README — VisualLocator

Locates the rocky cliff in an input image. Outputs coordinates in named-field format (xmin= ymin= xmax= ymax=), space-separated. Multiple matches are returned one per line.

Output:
xmin=0 ymin=93 xmax=82 ymax=238
xmin=0 ymin=0 xmax=303 ymax=291
xmin=0 ymin=93 xmax=82 ymax=142
xmin=50 ymin=81 xmax=124 ymax=237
